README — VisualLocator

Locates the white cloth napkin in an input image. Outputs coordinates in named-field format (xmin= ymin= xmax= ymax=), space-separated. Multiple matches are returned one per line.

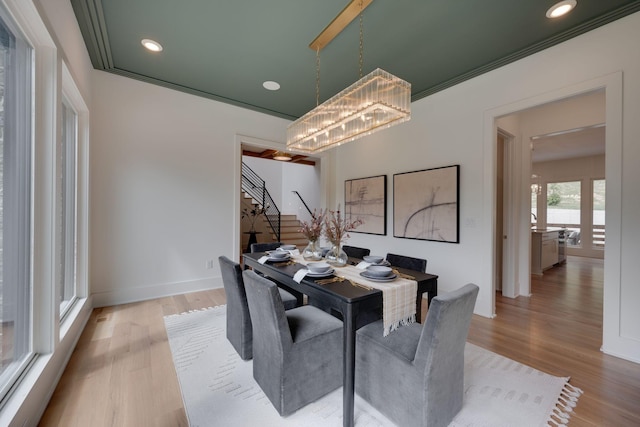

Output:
xmin=355 ymin=261 xmax=372 ymax=269
xmin=293 ymin=269 xmax=308 ymax=283
xmin=258 ymin=256 xmax=269 ymax=264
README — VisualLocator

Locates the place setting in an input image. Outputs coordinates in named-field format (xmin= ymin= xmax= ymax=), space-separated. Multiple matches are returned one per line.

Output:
xmin=350 ymin=255 xmax=400 ymax=282
xmin=293 ymin=262 xmax=335 ymax=283
xmin=291 ymin=262 xmax=375 ymax=291
xmin=353 ymin=255 xmax=416 ymax=281
xmin=359 ymin=265 xmax=397 ymax=282
xmin=304 ymin=262 xmax=335 ymax=278
xmin=259 ymin=244 xmax=299 ymax=264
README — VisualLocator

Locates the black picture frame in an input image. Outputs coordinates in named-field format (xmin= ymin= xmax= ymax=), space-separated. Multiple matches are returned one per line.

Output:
xmin=344 ymin=175 xmax=387 ymax=236
xmin=393 ymin=165 xmax=460 ymax=243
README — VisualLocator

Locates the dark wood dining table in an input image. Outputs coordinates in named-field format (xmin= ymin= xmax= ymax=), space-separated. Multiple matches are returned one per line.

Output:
xmin=242 ymin=252 xmax=438 ymax=427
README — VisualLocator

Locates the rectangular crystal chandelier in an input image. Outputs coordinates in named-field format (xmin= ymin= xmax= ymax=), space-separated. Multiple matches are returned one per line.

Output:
xmin=286 ymin=68 xmax=411 ymax=153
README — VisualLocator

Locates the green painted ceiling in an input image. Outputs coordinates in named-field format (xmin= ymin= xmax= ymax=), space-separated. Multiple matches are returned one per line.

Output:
xmin=72 ymin=0 xmax=640 ymax=120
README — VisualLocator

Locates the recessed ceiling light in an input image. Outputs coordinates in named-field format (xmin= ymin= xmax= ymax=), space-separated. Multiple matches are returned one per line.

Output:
xmin=263 ymin=81 xmax=281 ymax=91
xmin=141 ymin=38 xmax=163 ymax=52
xmin=546 ymin=0 xmax=577 ymax=19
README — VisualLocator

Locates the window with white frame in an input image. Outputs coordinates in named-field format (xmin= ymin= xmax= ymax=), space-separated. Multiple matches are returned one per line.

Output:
xmin=547 ymin=180 xmax=581 ymax=247
xmin=0 ymin=3 xmax=34 ymax=400
xmin=58 ymin=99 xmax=78 ymax=318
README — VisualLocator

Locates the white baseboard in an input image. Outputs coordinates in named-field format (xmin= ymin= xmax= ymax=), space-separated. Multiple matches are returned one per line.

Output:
xmin=92 ymin=276 xmax=224 ymax=308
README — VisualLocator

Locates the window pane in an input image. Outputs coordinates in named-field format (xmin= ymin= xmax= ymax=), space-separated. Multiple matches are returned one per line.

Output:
xmin=58 ymin=101 xmax=77 ymax=317
xmin=0 ymin=6 xmax=34 ymax=399
xmin=547 ymin=181 xmax=581 ymax=246
xmin=593 ymin=179 xmax=605 ymax=248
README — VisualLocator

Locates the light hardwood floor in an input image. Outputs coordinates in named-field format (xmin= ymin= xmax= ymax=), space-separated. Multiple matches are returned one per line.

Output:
xmin=39 ymin=256 xmax=640 ymax=426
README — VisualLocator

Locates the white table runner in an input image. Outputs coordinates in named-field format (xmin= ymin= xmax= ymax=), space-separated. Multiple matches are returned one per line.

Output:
xmin=293 ymin=256 xmax=417 ymax=336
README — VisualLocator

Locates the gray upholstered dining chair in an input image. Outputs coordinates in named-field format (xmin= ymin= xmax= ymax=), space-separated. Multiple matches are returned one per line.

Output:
xmin=242 ymin=270 xmax=344 ymax=416
xmin=342 ymin=245 xmax=371 ymax=259
xmin=218 ymin=256 xmax=299 ymax=360
xmin=250 ymin=241 xmax=283 ymax=253
xmin=355 ymin=283 xmax=479 ymax=427
xmin=386 ymin=252 xmax=427 ymax=272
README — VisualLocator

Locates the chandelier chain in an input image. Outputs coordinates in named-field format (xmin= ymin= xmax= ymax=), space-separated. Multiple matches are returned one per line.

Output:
xmin=315 ymin=47 xmax=321 ymax=106
xmin=358 ymin=0 xmax=364 ymax=78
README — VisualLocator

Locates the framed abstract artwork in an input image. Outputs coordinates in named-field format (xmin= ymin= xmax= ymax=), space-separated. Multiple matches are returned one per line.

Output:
xmin=344 ymin=175 xmax=387 ymax=235
xmin=393 ymin=165 xmax=459 ymax=243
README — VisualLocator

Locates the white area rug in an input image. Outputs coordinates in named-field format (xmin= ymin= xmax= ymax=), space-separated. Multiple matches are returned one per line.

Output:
xmin=164 ymin=305 xmax=582 ymax=427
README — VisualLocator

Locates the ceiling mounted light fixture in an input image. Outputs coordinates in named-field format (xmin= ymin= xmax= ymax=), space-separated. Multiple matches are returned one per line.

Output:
xmin=546 ymin=0 xmax=577 ymax=19
xmin=263 ymin=81 xmax=281 ymax=91
xmin=286 ymin=0 xmax=411 ymax=154
xmin=272 ymin=151 xmax=292 ymax=161
xmin=141 ymin=38 xmax=163 ymax=52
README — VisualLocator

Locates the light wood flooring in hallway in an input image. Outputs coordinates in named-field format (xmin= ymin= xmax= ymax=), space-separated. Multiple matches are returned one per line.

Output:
xmin=39 ymin=256 xmax=639 ymax=426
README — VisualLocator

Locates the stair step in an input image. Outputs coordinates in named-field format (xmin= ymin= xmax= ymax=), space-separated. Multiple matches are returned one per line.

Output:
xmin=281 ymin=217 xmax=301 ymax=223
xmin=271 ymin=234 xmax=301 ymax=241
xmin=279 ymin=230 xmax=305 ymax=237
xmin=242 ymin=191 xmax=310 ymax=246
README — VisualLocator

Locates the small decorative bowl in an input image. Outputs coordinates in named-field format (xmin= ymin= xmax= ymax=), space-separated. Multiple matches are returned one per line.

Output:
xmin=307 ymin=262 xmax=331 ymax=274
xmin=270 ymin=251 xmax=289 ymax=259
xmin=365 ymin=265 xmax=393 ymax=278
xmin=279 ymin=244 xmax=297 ymax=251
xmin=363 ymin=255 xmax=384 ymax=264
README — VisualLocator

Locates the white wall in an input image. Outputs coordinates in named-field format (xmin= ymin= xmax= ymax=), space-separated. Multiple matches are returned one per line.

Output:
xmin=283 ymin=162 xmax=321 ymax=221
xmin=90 ymin=71 xmax=290 ymax=306
xmin=242 ymin=156 xmax=284 ymax=210
xmin=330 ymin=12 xmax=640 ymax=362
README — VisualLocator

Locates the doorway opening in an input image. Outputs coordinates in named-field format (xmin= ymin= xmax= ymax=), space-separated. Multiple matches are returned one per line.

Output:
xmin=493 ymin=88 xmax=607 ymax=351
xmin=496 ymin=89 xmax=606 ymax=296
xmin=235 ymin=136 xmax=323 ymax=259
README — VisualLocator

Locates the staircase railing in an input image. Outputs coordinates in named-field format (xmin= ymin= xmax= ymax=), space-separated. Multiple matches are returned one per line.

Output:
xmin=292 ymin=191 xmax=313 ymax=217
xmin=241 ymin=162 xmax=280 ymax=241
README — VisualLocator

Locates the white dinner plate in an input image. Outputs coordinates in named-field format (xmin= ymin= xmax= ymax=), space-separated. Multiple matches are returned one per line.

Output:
xmin=306 ymin=269 xmax=335 ymax=277
xmin=360 ymin=272 xmax=397 ymax=282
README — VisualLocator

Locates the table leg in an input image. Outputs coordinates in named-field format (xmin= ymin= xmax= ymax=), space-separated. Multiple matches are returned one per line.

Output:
xmin=343 ymin=305 xmax=356 ymax=427
xmin=428 ymin=281 xmax=437 ymax=307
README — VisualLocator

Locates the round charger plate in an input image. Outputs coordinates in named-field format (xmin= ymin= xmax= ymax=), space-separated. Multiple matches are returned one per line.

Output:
xmin=360 ymin=271 xmax=397 ymax=282
xmin=306 ymin=269 xmax=335 ymax=277
xmin=267 ymin=254 xmax=290 ymax=261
